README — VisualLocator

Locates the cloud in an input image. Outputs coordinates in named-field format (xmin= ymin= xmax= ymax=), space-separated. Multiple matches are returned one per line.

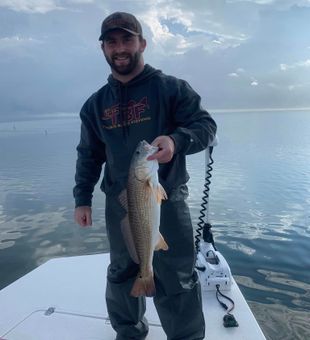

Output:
xmin=0 ymin=0 xmax=64 ymax=13
xmin=0 ymin=0 xmax=307 ymax=54
xmin=280 ymin=59 xmax=310 ymax=71
xmin=227 ymin=0 xmax=310 ymax=8
xmin=228 ymin=72 xmax=239 ymax=77
xmin=288 ymin=82 xmax=310 ymax=91
xmin=0 ymin=35 xmax=42 ymax=47
xmin=228 ymin=0 xmax=275 ymax=4
xmin=228 ymin=68 xmax=246 ymax=78
xmin=251 ymin=79 xmax=259 ymax=86
xmin=139 ymin=7 xmax=198 ymax=55
xmin=138 ymin=3 xmax=249 ymax=56
xmin=67 ymin=0 xmax=94 ymax=3
xmin=0 ymin=0 xmax=310 ymax=119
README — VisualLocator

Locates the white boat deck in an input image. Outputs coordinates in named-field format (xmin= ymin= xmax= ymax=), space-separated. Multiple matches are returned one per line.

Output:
xmin=0 ymin=253 xmax=266 ymax=340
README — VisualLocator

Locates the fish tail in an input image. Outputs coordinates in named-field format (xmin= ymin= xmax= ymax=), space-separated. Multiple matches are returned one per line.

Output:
xmin=130 ymin=273 xmax=156 ymax=297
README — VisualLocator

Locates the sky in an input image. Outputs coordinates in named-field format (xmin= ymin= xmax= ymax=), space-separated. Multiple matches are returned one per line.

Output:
xmin=0 ymin=0 xmax=310 ymax=121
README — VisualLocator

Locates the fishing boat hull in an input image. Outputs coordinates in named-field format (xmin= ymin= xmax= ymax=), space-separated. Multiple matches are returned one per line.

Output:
xmin=0 ymin=253 xmax=265 ymax=340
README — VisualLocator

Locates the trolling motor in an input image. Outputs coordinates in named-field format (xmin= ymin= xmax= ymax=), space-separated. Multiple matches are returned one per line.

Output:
xmin=195 ymin=142 xmax=238 ymax=328
xmin=196 ymin=223 xmax=232 ymax=291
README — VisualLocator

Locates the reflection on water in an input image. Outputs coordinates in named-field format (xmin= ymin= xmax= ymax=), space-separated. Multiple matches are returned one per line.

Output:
xmin=0 ymin=112 xmax=310 ymax=339
xmin=240 ymin=274 xmax=309 ymax=339
xmin=249 ymin=301 xmax=309 ymax=340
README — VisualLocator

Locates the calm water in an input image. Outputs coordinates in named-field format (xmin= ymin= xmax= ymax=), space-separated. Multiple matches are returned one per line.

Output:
xmin=0 ymin=111 xmax=309 ymax=340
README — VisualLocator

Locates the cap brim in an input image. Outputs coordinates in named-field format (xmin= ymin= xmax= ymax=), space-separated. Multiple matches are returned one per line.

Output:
xmin=99 ymin=27 xmax=140 ymax=41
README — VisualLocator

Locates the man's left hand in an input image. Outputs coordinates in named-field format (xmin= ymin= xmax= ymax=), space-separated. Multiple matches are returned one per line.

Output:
xmin=147 ymin=135 xmax=175 ymax=163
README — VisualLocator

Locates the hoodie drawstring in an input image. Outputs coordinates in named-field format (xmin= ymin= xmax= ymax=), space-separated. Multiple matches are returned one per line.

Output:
xmin=118 ymin=83 xmax=129 ymax=139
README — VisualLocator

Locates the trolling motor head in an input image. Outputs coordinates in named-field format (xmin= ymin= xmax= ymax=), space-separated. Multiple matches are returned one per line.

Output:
xmin=202 ymin=222 xmax=216 ymax=250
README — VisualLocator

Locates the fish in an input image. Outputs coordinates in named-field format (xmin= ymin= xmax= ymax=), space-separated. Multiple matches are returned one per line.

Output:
xmin=119 ymin=140 xmax=169 ymax=297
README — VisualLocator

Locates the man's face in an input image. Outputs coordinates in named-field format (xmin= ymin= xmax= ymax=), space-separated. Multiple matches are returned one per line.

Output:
xmin=102 ymin=30 xmax=146 ymax=76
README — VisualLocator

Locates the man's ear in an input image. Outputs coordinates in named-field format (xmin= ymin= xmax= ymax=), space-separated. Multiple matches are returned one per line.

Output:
xmin=140 ymin=38 xmax=147 ymax=53
xmin=100 ymin=42 xmax=105 ymax=54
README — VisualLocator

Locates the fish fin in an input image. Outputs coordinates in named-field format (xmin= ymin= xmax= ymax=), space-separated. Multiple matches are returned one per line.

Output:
xmin=155 ymin=232 xmax=169 ymax=251
xmin=157 ymin=183 xmax=168 ymax=200
xmin=130 ymin=273 xmax=156 ymax=297
xmin=118 ymin=189 xmax=128 ymax=212
xmin=145 ymin=178 xmax=153 ymax=190
xmin=120 ymin=215 xmax=140 ymax=264
xmin=146 ymin=180 xmax=167 ymax=204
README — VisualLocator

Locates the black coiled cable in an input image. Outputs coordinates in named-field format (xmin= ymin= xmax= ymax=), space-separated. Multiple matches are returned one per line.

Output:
xmin=194 ymin=146 xmax=214 ymax=254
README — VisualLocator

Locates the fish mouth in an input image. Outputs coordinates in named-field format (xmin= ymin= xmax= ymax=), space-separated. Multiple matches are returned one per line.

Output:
xmin=141 ymin=140 xmax=158 ymax=155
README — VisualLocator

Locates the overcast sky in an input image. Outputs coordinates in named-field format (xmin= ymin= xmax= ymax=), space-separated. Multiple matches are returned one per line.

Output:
xmin=0 ymin=0 xmax=309 ymax=121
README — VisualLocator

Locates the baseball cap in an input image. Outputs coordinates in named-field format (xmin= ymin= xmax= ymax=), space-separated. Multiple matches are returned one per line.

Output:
xmin=99 ymin=12 xmax=143 ymax=41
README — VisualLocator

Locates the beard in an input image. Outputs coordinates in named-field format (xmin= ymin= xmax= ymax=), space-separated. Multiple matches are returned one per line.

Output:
xmin=105 ymin=51 xmax=141 ymax=75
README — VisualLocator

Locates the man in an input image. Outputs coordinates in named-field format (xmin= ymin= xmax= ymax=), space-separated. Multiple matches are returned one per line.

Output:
xmin=74 ymin=12 xmax=217 ymax=340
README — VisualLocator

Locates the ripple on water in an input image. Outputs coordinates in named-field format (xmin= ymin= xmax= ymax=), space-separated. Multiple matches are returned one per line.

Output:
xmin=235 ymin=270 xmax=310 ymax=310
xmin=249 ymin=301 xmax=310 ymax=340
xmin=0 ymin=240 xmax=15 ymax=250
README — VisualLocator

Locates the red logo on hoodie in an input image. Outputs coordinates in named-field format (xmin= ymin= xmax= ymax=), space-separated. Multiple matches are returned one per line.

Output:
xmin=102 ymin=97 xmax=150 ymax=129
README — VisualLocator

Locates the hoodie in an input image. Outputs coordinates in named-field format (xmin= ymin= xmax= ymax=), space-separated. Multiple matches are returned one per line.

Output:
xmin=73 ymin=64 xmax=217 ymax=207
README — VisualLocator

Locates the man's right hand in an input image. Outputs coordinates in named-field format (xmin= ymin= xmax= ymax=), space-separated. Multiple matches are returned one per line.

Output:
xmin=74 ymin=206 xmax=92 ymax=227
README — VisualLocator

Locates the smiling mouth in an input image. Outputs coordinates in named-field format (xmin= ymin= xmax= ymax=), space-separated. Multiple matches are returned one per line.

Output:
xmin=113 ymin=55 xmax=130 ymax=62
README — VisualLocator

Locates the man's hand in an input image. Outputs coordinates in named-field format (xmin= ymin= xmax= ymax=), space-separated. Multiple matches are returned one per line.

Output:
xmin=74 ymin=206 xmax=92 ymax=227
xmin=147 ymin=135 xmax=175 ymax=163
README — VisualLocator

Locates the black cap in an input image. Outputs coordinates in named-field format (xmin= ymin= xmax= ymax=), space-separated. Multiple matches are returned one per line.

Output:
xmin=99 ymin=12 xmax=143 ymax=41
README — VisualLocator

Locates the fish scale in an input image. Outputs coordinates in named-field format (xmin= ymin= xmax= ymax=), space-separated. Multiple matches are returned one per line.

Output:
xmin=128 ymin=179 xmax=154 ymax=275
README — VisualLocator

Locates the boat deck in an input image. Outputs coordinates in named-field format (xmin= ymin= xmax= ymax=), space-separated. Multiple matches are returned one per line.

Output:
xmin=0 ymin=253 xmax=266 ymax=339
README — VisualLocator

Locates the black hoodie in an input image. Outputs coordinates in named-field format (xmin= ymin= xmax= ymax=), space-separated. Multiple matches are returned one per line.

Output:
xmin=73 ymin=64 xmax=217 ymax=207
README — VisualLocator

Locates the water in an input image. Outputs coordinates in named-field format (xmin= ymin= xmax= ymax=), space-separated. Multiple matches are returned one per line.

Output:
xmin=0 ymin=111 xmax=309 ymax=339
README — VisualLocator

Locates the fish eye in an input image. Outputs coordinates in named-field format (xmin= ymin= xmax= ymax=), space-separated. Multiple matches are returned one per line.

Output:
xmin=136 ymin=151 xmax=140 ymax=155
